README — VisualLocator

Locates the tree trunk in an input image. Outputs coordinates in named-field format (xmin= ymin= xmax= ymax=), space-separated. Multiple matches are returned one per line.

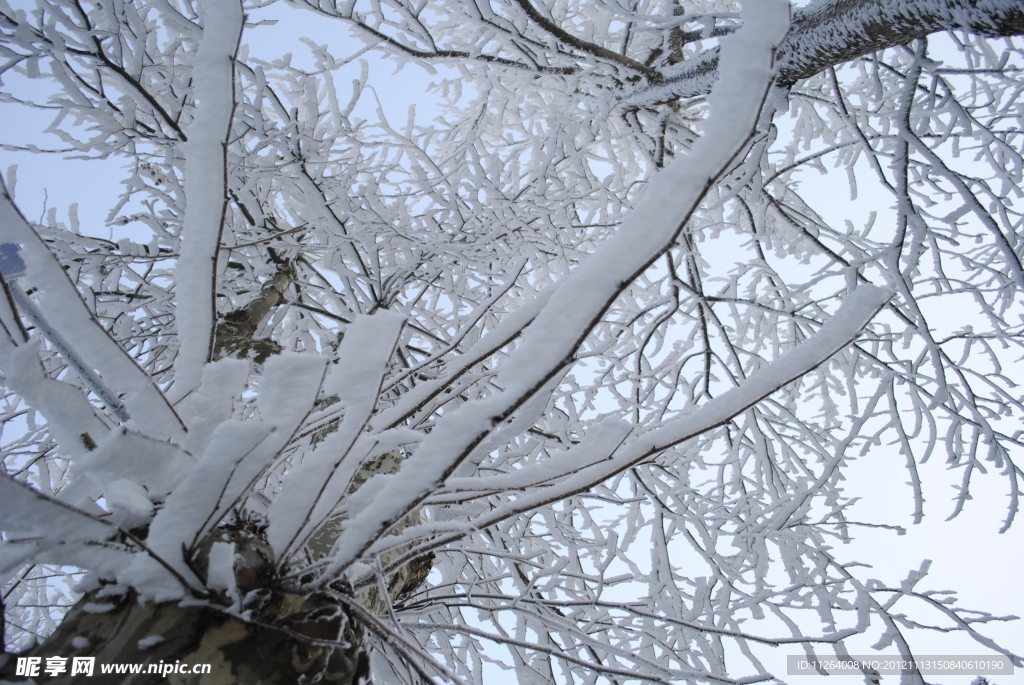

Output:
xmin=1 ymin=525 xmax=366 ymax=685
xmin=213 ymin=270 xmax=292 ymax=363
xmin=1 ymin=283 xmax=431 ymax=685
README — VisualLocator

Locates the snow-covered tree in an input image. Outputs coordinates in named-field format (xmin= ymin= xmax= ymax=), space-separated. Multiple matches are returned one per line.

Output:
xmin=1 ymin=0 xmax=1022 ymax=682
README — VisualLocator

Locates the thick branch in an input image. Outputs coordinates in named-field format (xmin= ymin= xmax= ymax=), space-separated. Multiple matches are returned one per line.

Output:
xmin=171 ymin=0 xmax=244 ymax=400
xmin=0 ymin=179 xmax=186 ymax=440
xmin=214 ymin=270 xmax=292 ymax=361
xmin=778 ymin=0 xmax=1024 ymax=85
xmin=622 ymin=0 xmax=1024 ymax=106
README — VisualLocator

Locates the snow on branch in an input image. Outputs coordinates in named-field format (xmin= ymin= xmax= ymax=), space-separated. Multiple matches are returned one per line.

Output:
xmin=0 ymin=178 xmax=185 ymax=440
xmin=0 ymin=474 xmax=126 ymax=582
xmin=619 ymin=0 xmax=1024 ymax=107
xmin=171 ymin=0 xmax=244 ymax=401
xmin=267 ymin=312 xmax=406 ymax=565
xmin=147 ymin=353 xmax=328 ymax=589
xmin=356 ymin=284 xmax=889 ymax=560
xmin=318 ymin=0 xmax=793 ymax=583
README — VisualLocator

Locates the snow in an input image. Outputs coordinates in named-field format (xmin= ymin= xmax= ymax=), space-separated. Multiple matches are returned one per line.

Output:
xmin=205 ymin=541 xmax=237 ymax=600
xmin=372 ymin=292 xmax=550 ymax=432
xmin=476 ymin=287 xmax=892 ymax=524
xmin=0 ymin=474 xmax=118 ymax=578
xmin=8 ymin=284 xmax=128 ymax=422
xmin=0 ymin=341 xmax=109 ymax=460
xmin=82 ymin=603 xmax=116 ymax=614
xmin=179 ymin=357 xmax=250 ymax=457
xmin=104 ymin=478 xmax=156 ymax=529
xmin=0 ymin=181 xmax=186 ymax=440
xmin=258 ymin=351 xmax=330 ymax=427
xmin=320 ymin=0 xmax=794 ymax=583
xmin=76 ymin=427 xmax=195 ymax=501
xmin=321 ymin=312 xmax=407 ymax=405
xmin=54 ymin=477 xmax=107 ymax=516
xmin=95 ymin=584 xmax=130 ymax=599
xmin=372 ymin=287 xmax=889 ymax=557
xmin=145 ymin=353 xmax=326 ymax=579
xmin=454 ymin=372 xmax=576 ymax=476
xmin=617 ymin=47 xmax=721 ymax=108
xmin=139 ymin=420 xmax=273 ymax=587
xmin=117 ymin=554 xmax=190 ymax=602
xmin=267 ymin=313 xmax=404 ymax=562
xmin=640 ymin=286 xmax=890 ymax=450
xmin=137 ymin=635 xmax=165 ymax=649
xmin=0 ymin=477 xmax=167 ymax=598
xmin=171 ymin=0 xmax=245 ymax=400
xmin=444 ymin=419 xmax=633 ymax=493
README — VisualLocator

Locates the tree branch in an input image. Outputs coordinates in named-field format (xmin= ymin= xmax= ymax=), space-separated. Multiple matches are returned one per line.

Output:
xmin=620 ymin=0 xmax=1024 ymax=106
xmin=170 ymin=0 xmax=244 ymax=402
xmin=508 ymin=0 xmax=658 ymax=79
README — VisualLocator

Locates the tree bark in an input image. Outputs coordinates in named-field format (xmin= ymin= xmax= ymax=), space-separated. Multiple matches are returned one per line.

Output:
xmin=213 ymin=271 xmax=291 ymax=363
xmin=624 ymin=0 xmax=1024 ymax=105
xmin=1 ymin=525 xmax=366 ymax=685
xmin=0 ymin=269 xmax=431 ymax=685
xmin=778 ymin=0 xmax=1024 ymax=86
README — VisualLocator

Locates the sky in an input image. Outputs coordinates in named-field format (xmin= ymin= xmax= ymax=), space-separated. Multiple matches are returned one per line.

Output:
xmin=750 ymin=163 xmax=1024 ymax=683
xmin=0 ymin=1 xmax=1021 ymax=683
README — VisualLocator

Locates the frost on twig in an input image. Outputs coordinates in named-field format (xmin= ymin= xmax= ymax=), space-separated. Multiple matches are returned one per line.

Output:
xmin=2 ymin=0 xmax=1023 ymax=680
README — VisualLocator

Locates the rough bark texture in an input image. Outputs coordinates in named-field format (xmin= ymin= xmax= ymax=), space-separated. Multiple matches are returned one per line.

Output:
xmin=213 ymin=271 xmax=291 ymax=363
xmin=647 ymin=0 xmax=1024 ymax=102
xmin=1 ymin=316 xmax=431 ymax=685
xmin=778 ymin=0 xmax=1024 ymax=85
xmin=1 ymin=590 xmax=363 ymax=685
xmin=0 ymin=525 xmax=366 ymax=685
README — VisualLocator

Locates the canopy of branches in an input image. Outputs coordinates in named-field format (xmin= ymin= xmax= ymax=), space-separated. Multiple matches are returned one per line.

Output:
xmin=0 ymin=0 xmax=1022 ymax=682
